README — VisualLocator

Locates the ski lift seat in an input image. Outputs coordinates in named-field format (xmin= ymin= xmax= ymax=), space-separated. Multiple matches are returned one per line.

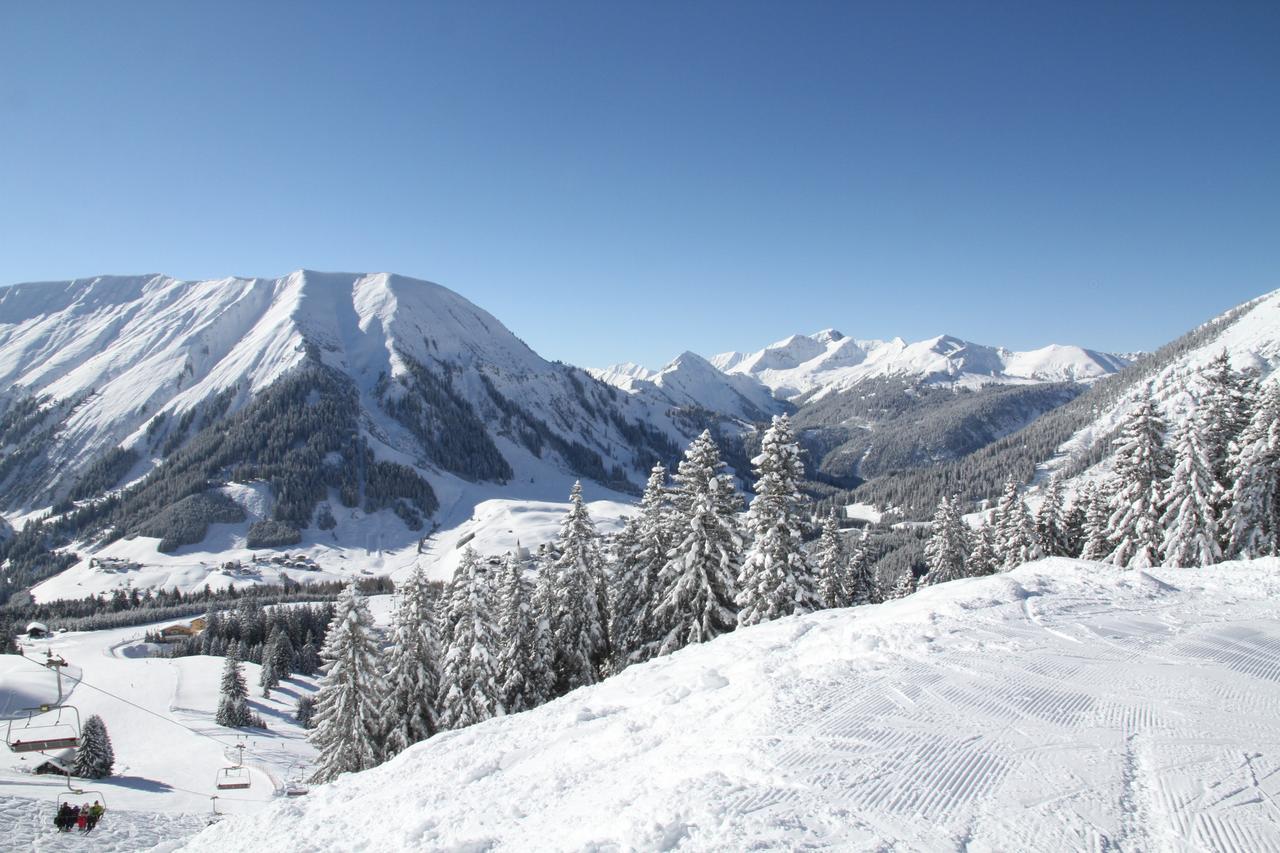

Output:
xmin=11 ymin=731 xmax=79 ymax=753
xmin=216 ymin=766 xmax=251 ymax=790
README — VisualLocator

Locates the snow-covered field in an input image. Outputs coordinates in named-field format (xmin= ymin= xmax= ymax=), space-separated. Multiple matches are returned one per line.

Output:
xmin=187 ymin=558 xmax=1280 ymax=852
xmin=0 ymin=614 xmax=326 ymax=845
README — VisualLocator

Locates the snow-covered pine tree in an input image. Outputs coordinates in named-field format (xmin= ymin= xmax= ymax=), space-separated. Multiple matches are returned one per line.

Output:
xmin=1222 ymin=383 xmax=1280 ymax=558
xmin=1106 ymin=396 xmax=1172 ymax=568
xmin=270 ymin=629 xmax=296 ymax=681
xmin=608 ymin=464 xmax=672 ymax=669
xmin=993 ymin=479 xmax=1038 ymax=570
xmin=1061 ymin=493 xmax=1088 ymax=558
xmin=541 ymin=483 xmax=609 ymax=694
xmin=737 ymin=415 xmax=821 ymax=626
xmin=1077 ymin=482 xmax=1111 ymax=561
xmin=921 ymin=495 xmax=970 ymax=586
xmin=813 ymin=507 xmax=850 ymax=608
xmin=1199 ymin=350 xmax=1257 ymax=485
xmin=1160 ymin=413 xmax=1222 ymax=567
xmin=496 ymin=552 xmax=551 ymax=713
xmin=382 ymin=564 xmax=441 ymax=758
xmin=1035 ymin=479 xmax=1071 ymax=557
xmin=967 ymin=522 xmax=997 ymax=577
xmin=308 ymin=582 xmax=388 ymax=783
xmin=846 ymin=529 xmax=877 ymax=605
xmin=215 ymin=651 xmax=252 ymax=727
xmin=438 ymin=547 xmax=505 ymax=729
xmin=886 ymin=569 xmax=917 ymax=600
xmin=259 ymin=627 xmax=282 ymax=697
xmin=71 ymin=714 xmax=114 ymax=779
xmin=655 ymin=431 xmax=742 ymax=654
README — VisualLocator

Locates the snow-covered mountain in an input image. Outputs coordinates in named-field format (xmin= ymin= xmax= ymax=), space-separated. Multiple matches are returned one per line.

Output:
xmin=590 ymin=351 xmax=785 ymax=422
xmin=185 ymin=557 xmax=1280 ymax=851
xmin=711 ymin=330 xmax=1131 ymax=401
xmin=0 ymin=272 xmax=701 ymax=581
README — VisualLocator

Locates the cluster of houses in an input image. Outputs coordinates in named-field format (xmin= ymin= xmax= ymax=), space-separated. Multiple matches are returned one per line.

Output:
xmin=87 ymin=556 xmax=142 ymax=574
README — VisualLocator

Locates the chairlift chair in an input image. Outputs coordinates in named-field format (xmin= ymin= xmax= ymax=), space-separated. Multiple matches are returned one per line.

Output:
xmin=216 ymin=765 xmax=251 ymax=790
xmin=6 ymin=704 xmax=81 ymax=753
xmin=55 ymin=779 xmax=107 ymax=827
xmin=284 ymin=781 xmax=309 ymax=797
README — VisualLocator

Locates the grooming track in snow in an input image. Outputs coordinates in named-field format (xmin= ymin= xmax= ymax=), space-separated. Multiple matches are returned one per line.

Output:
xmin=187 ymin=558 xmax=1280 ymax=852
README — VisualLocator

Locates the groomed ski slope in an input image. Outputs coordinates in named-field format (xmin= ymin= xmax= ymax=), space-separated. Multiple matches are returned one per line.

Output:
xmin=190 ymin=558 xmax=1280 ymax=852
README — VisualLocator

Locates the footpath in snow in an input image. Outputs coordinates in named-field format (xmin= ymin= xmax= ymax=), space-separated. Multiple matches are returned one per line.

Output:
xmin=189 ymin=558 xmax=1280 ymax=852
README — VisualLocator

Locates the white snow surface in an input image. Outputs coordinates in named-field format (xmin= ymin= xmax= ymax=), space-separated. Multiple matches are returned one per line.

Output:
xmin=712 ymin=330 xmax=1131 ymax=400
xmin=189 ymin=558 xmax=1280 ymax=852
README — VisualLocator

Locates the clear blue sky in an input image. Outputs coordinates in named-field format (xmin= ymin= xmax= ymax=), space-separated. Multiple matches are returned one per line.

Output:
xmin=2 ymin=2 xmax=1277 ymax=368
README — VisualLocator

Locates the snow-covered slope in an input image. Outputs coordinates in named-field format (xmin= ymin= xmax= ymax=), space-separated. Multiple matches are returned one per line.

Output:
xmin=188 ymin=558 xmax=1280 ymax=852
xmin=1040 ymin=287 xmax=1280 ymax=487
xmin=712 ymin=330 xmax=1130 ymax=400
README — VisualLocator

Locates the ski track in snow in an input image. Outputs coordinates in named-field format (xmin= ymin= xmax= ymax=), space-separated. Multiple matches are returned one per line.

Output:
xmin=185 ymin=559 xmax=1280 ymax=852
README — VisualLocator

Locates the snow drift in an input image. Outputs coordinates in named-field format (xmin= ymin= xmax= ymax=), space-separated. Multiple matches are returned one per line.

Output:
xmin=186 ymin=558 xmax=1280 ymax=851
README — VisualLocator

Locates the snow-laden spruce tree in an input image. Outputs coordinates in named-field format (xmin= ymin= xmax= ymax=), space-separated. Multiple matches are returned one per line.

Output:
xmin=382 ymin=564 xmax=441 ymax=757
xmin=438 ymin=547 xmax=505 ymax=729
xmin=1222 ymin=383 xmax=1280 ymax=558
xmin=541 ymin=483 xmax=608 ymax=694
xmin=309 ymin=582 xmax=387 ymax=783
xmin=655 ymin=430 xmax=742 ymax=655
xmin=846 ymin=530 xmax=877 ymax=605
xmin=813 ymin=507 xmax=850 ymax=608
xmin=1199 ymin=351 xmax=1257 ymax=484
xmin=260 ymin=625 xmax=295 ymax=697
xmin=1077 ymin=482 xmax=1112 ymax=561
xmin=737 ymin=416 xmax=821 ymax=626
xmin=993 ymin=479 xmax=1039 ymax=570
xmin=886 ymin=569 xmax=917 ymax=600
xmin=967 ymin=522 xmax=997 ymax=577
xmin=1160 ymin=413 xmax=1222 ymax=567
xmin=1105 ymin=396 xmax=1172 ymax=568
xmin=215 ymin=650 xmax=252 ymax=727
xmin=497 ymin=552 xmax=552 ymax=713
xmin=1035 ymin=479 xmax=1071 ymax=557
xmin=71 ymin=714 xmax=114 ymax=779
xmin=921 ymin=495 xmax=970 ymax=586
xmin=608 ymin=464 xmax=672 ymax=669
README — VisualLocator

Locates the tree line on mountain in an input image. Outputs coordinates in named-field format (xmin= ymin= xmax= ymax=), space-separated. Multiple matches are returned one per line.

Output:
xmin=849 ymin=297 xmax=1264 ymax=518
xmin=918 ymin=352 xmax=1279 ymax=586
xmin=0 ymin=576 xmax=391 ymax=653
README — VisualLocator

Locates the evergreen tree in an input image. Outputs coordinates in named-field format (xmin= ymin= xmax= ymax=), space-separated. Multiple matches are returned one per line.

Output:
xmin=1061 ymin=493 xmax=1088 ymax=558
xmin=846 ymin=530 xmax=877 ymax=605
xmin=1199 ymin=351 xmax=1256 ymax=485
xmin=655 ymin=431 xmax=742 ymax=654
xmin=608 ymin=464 xmax=672 ymax=669
xmin=1161 ymin=414 xmax=1222 ymax=568
xmin=259 ymin=626 xmax=282 ymax=697
xmin=309 ymin=583 xmax=387 ymax=783
xmin=967 ymin=522 xmax=997 ymax=577
xmin=497 ymin=552 xmax=551 ymax=713
xmin=1035 ymin=479 xmax=1071 ymax=557
xmin=813 ymin=508 xmax=850 ymax=608
xmin=215 ymin=651 xmax=252 ymax=727
xmin=1078 ymin=482 xmax=1112 ymax=561
xmin=921 ymin=495 xmax=970 ymax=586
xmin=886 ymin=570 xmax=917 ymax=600
xmin=1106 ymin=397 xmax=1172 ymax=568
xmin=382 ymin=564 xmax=441 ymax=757
xmin=438 ymin=547 xmax=505 ymax=729
xmin=71 ymin=714 xmax=114 ymax=779
xmin=737 ymin=416 xmax=821 ymax=625
xmin=1222 ymin=383 xmax=1280 ymax=558
xmin=542 ymin=483 xmax=608 ymax=694
xmin=993 ymin=479 xmax=1039 ymax=570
